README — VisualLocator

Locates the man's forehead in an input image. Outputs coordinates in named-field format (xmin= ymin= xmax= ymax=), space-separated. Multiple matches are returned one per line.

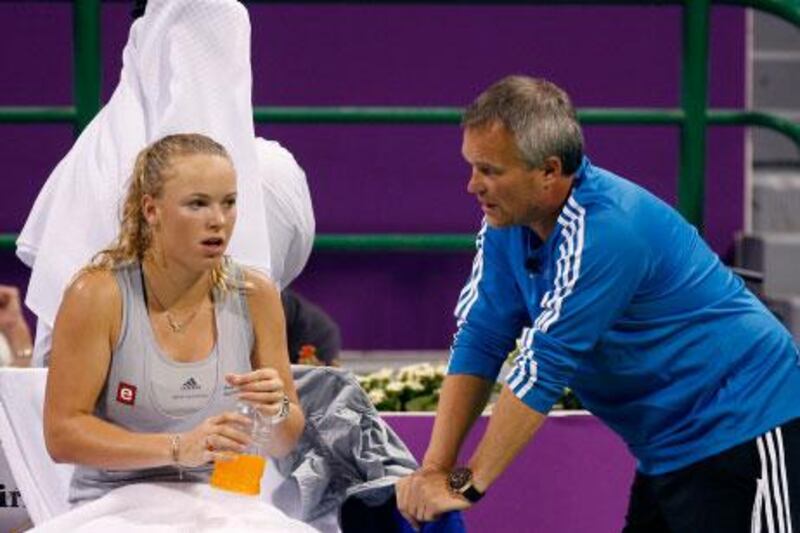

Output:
xmin=462 ymin=123 xmax=518 ymax=160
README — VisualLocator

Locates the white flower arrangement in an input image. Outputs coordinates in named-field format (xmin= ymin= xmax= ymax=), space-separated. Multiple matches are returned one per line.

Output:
xmin=357 ymin=344 xmax=581 ymax=412
xmin=358 ymin=362 xmax=446 ymax=412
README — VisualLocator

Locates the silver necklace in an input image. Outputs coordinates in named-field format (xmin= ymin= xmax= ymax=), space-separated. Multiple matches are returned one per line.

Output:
xmin=143 ymin=276 xmax=204 ymax=334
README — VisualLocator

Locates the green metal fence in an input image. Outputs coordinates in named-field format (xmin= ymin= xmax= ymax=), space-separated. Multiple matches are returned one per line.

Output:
xmin=1 ymin=0 xmax=799 ymax=253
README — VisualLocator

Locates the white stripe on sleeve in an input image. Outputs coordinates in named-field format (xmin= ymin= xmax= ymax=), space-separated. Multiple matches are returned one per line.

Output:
xmin=454 ymin=221 xmax=488 ymax=320
xmin=508 ymin=196 xmax=586 ymax=401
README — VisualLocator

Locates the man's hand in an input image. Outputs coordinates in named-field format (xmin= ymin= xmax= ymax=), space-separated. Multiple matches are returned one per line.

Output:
xmin=396 ymin=465 xmax=471 ymax=529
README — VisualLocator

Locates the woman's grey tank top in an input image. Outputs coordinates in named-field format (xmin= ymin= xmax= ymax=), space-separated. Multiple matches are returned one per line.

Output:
xmin=69 ymin=262 xmax=254 ymax=504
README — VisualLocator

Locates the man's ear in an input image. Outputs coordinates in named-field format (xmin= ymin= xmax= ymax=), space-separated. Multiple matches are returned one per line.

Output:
xmin=541 ymin=156 xmax=564 ymax=180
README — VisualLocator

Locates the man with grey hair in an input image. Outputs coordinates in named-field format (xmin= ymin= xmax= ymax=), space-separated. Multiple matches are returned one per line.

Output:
xmin=396 ymin=75 xmax=800 ymax=532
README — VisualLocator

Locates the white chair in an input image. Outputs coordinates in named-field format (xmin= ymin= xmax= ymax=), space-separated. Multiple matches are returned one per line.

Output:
xmin=0 ymin=368 xmax=74 ymax=525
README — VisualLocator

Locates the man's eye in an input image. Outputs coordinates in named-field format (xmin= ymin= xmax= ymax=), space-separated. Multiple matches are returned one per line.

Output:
xmin=224 ymin=198 xmax=237 ymax=208
xmin=189 ymin=200 xmax=206 ymax=209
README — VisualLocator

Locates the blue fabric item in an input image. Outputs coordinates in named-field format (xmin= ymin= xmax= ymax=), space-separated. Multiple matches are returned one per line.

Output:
xmin=394 ymin=508 xmax=467 ymax=533
xmin=341 ymin=490 xmax=466 ymax=533
xmin=449 ymin=157 xmax=800 ymax=475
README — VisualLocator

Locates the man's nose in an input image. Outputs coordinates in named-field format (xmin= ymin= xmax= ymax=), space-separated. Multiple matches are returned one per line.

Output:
xmin=467 ymin=170 xmax=483 ymax=195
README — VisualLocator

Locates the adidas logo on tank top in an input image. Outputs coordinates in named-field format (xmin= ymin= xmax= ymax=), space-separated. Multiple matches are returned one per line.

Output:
xmin=181 ymin=377 xmax=201 ymax=391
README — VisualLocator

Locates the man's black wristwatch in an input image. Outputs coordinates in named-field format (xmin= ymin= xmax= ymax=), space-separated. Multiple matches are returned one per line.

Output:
xmin=447 ymin=467 xmax=485 ymax=503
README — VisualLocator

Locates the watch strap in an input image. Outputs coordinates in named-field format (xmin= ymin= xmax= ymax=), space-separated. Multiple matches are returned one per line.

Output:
xmin=458 ymin=482 xmax=484 ymax=503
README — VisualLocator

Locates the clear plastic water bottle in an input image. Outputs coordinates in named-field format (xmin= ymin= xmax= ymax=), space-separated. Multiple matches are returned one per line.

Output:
xmin=209 ymin=401 xmax=272 ymax=495
xmin=246 ymin=402 xmax=274 ymax=453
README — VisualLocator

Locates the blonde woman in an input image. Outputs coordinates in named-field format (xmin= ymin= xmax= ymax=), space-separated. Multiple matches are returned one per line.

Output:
xmin=43 ymin=134 xmax=305 ymax=508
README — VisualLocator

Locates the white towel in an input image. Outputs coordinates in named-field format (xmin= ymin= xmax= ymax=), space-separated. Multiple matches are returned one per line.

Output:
xmin=30 ymin=482 xmax=317 ymax=533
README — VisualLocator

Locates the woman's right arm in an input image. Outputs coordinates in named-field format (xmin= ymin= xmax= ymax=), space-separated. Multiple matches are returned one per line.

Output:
xmin=44 ymin=270 xmax=249 ymax=469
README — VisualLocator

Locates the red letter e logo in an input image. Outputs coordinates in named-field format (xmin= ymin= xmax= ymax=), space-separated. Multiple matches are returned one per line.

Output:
xmin=116 ymin=382 xmax=137 ymax=406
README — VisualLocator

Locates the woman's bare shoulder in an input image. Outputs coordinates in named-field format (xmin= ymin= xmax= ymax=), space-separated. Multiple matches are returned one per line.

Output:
xmin=241 ymin=267 xmax=277 ymax=295
xmin=238 ymin=266 xmax=281 ymax=324
xmin=63 ymin=268 xmax=121 ymax=311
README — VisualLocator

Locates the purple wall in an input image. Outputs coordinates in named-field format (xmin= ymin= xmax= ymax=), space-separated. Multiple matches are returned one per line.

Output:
xmin=387 ymin=413 xmax=636 ymax=532
xmin=0 ymin=3 xmax=746 ymax=349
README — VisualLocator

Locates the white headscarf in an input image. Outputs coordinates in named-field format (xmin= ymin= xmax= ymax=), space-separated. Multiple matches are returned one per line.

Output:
xmin=255 ymin=138 xmax=315 ymax=291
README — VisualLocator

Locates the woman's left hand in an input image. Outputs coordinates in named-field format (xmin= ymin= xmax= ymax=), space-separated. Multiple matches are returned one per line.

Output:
xmin=225 ymin=369 xmax=285 ymax=417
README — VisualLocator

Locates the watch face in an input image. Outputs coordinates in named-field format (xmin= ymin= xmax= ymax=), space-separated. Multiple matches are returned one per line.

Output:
xmin=448 ymin=467 xmax=473 ymax=490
